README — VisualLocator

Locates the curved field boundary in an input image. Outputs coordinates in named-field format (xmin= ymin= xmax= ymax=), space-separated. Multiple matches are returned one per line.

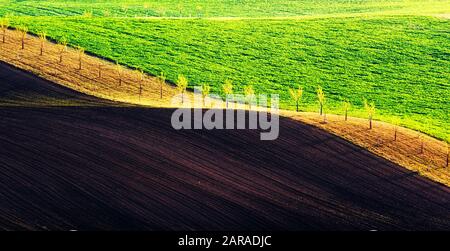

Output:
xmin=0 ymin=28 xmax=449 ymax=186
xmin=284 ymin=111 xmax=450 ymax=186
xmin=0 ymin=62 xmax=450 ymax=230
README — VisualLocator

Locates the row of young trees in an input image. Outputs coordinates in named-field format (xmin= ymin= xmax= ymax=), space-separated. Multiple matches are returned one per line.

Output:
xmin=2 ymin=20 xmax=448 ymax=166
xmin=172 ymin=74 xmax=377 ymax=130
xmin=174 ymin=76 xmax=258 ymax=109
xmin=0 ymin=18 xmax=158 ymax=99
xmin=0 ymin=19 xmax=72 ymax=65
xmin=0 ymin=19 xmax=376 ymax=128
xmin=288 ymin=85 xmax=376 ymax=128
xmin=0 ymin=19 xmax=160 ymax=101
xmin=0 ymin=20 xmax=261 ymax=109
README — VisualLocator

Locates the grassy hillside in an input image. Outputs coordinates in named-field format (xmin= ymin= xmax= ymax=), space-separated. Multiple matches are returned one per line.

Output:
xmin=0 ymin=0 xmax=448 ymax=18
xmin=1 ymin=1 xmax=449 ymax=140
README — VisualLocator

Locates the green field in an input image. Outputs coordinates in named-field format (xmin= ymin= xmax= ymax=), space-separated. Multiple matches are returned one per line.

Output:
xmin=0 ymin=0 xmax=447 ymax=18
xmin=1 ymin=0 xmax=449 ymax=140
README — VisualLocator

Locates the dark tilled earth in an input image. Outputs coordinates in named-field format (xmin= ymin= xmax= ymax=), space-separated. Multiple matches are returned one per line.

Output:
xmin=0 ymin=62 xmax=449 ymax=230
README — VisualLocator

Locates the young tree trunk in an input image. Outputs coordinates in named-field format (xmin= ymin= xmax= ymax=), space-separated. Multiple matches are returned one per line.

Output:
xmin=446 ymin=153 xmax=449 ymax=168
xmin=98 ymin=64 xmax=102 ymax=78
xmin=345 ymin=109 xmax=348 ymax=121
xmin=40 ymin=45 xmax=43 ymax=56
xmin=446 ymin=144 xmax=449 ymax=168
xmin=160 ymin=82 xmax=163 ymax=99
xmin=2 ymin=31 xmax=5 ymax=43
xmin=319 ymin=104 xmax=322 ymax=115
xmin=394 ymin=126 xmax=397 ymax=141
xmin=59 ymin=54 xmax=63 ymax=63
xmin=369 ymin=117 xmax=372 ymax=129
xmin=420 ymin=138 xmax=424 ymax=154
xmin=296 ymin=101 xmax=298 ymax=112
xmin=21 ymin=38 xmax=24 ymax=49
xmin=78 ymin=58 xmax=82 ymax=70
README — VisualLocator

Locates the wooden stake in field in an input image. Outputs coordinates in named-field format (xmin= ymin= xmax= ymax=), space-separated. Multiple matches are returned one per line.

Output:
xmin=446 ymin=142 xmax=449 ymax=168
xmin=419 ymin=135 xmax=424 ymax=154
xmin=317 ymin=86 xmax=325 ymax=116
xmin=343 ymin=99 xmax=351 ymax=121
xmin=289 ymin=85 xmax=303 ymax=112
xmin=136 ymin=69 xmax=144 ymax=102
xmin=157 ymin=72 xmax=166 ymax=99
xmin=201 ymin=84 xmax=211 ymax=107
xmin=57 ymin=37 xmax=68 ymax=63
xmin=390 ymin=117 xmax=400 ymax=141
xmin=176 ymin=75 xmax=188 ymax=104
xmin=394 ymin=124 xmax=398 ymax=141
xmin=115 ymin=61 xmax=123 ymax=86
xmin=76 ymin=46 xmax=85 ymax=70
xmin=17 ymin=26 xmax=28 ymax=50
xmin=38 ymin=31 xmax=46 ymax=56
xmin=97 ymin=63 xmax=102 ymax=78
xmin=363 ymin=99 xmax=376 ymax=129
xmin=0 ymin=18 xmax=9 ymax=43
xmin=244 ymin=85 xmax=255 ymax=109
xmin=222 ymin=80 xmax=233 ymax=108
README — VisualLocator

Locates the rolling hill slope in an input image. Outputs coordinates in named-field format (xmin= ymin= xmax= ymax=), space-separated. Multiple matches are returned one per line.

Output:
xmin=0 ymin=62 xmax=449 ymax=230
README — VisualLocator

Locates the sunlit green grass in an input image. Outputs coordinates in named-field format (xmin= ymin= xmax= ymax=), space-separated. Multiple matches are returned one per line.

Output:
xmin=0 ymin=0 xmax=449 ymax=18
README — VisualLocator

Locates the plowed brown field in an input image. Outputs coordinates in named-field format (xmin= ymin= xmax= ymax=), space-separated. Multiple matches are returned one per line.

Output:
xmin=1 ymin=62 xmax=449 ymax=230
